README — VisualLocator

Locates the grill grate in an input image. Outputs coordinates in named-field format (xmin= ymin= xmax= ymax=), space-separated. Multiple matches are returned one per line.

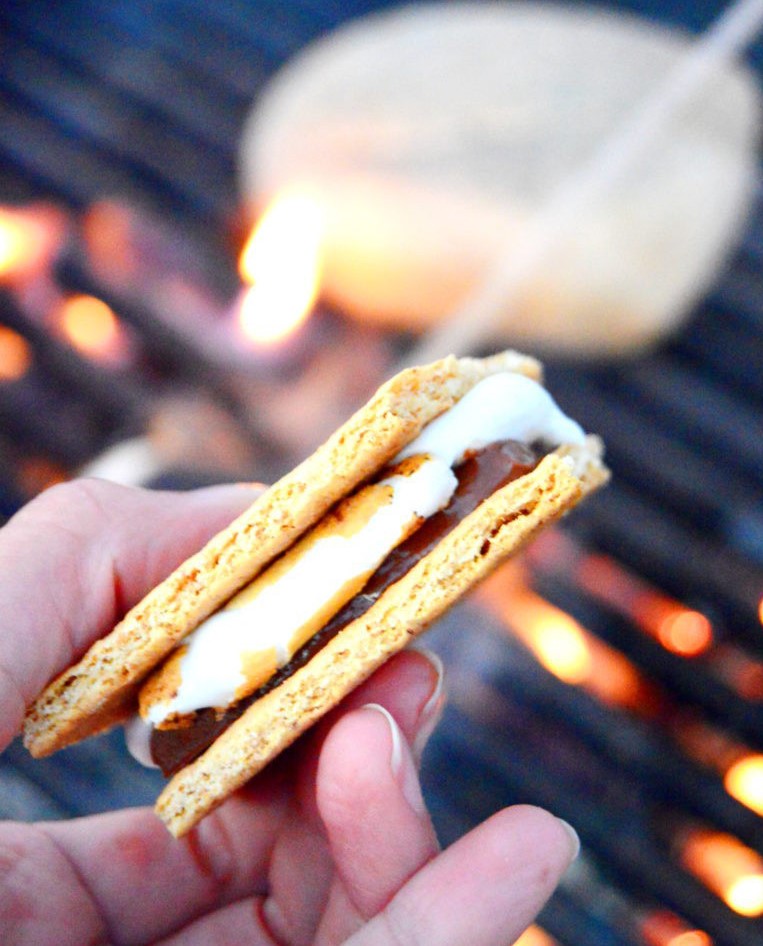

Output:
xmin=0 ymin=2 xmax=761 ymax=945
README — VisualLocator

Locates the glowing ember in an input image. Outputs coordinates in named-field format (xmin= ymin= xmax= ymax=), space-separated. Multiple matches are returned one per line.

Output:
xmin=58 ymin=294 xmax=123 ymax=361
xmin=0 ymin=213 xmax=33 ymax=278
xmin=680 ymin=828 xmax=763 ymax=917
xmin=487 ymin=584 xmax=645 ymax=708
xmin=0 ymin=326 xmax=32 ymax=382
xmin=640 ymin=907 xmax=714 ymax=946
xmin=513 ymin=925 xmax=558 ymax=946
xmin=0 ymin=204 xmax=65 ymax=282
xmin=726 ymin=874 xmax=763 ymax=916
xmin=574 ymin=552 xmax=713 ymax=657
xmin=724 ymin=755 xmax=763 ymax=816
xmin=511 ymin=593 xmax=592 ymax=684
xmin=237 ymin=188 xmax=324 ymax=345
xmin=656 ymin=608 xmax=713 ymax=657
xmin=669 ymin=933 xmax=713 ymax=946
xmin=17 ymin=456 xmax=68 ymax=497
xmin=709 ymin=644 xmax=763 ymax=701
xmin=83 ymin=200 xmax=139 ymax=285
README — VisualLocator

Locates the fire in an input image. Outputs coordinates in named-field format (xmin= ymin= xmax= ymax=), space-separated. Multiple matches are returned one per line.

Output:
xmin=724 ymin=755 xmax=763 ymax=816
xmin=0 ymin=325 xmax=32 ymax=382
xmin=576 ymin=553 xmax=713 ymax=657
xmin=640 ymin=910 xmax=713 ymax=946
xmin=669 ymin=933 xmax=713 ymax=946
xmin=492 ymin=584 xmax=644 ymax=707
xmin=518 ymin=600 xmax=592 ymax=684
xmin=671 ymin=720 xmax=763 ymax=815
xmin=726 ymin=875 xmax=763 ymax=916
xmin=680 ymin=828 xmax=763 ymax=917
xmin=0 ymin=211 xmax=34 ymax=279
xmin=17 ymin=456 xmax=68 ymax=497
xmin=82 ymin=200 xmax=138 ymax=285
xmin=0 ymin=204 xmax=65 ymax=283
xmin=237 ymin=188 xmax=324 ymax=345
xmin=58 ymin=295 xmax=123 ymax=362
xmin=512 ymin=925 xmax=558 ymax=946
xmin=655 ymin=608 xmax=713 ymax=658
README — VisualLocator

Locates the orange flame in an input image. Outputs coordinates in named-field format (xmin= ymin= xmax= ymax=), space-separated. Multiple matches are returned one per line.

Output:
xmin=669 ymin=935 xmax=714 ymax=946
xmin=82 ymin=200 xmax=139 ymax=286
xmin=671 ymin=720 xmax=763 ymax=816
xmin=724 ymin=755 xmax=763 ymax=816
xmin=680 ymin=828 xmax=763 ymax=917
xmin=237 ymin=188 xmax=324 ymax=346
xmin=17 ymin=456 xmax=68 ymax=497
xmin=491 ymin=584 xmax=644 ymax=708
xmin=0 ymin=205 xmax=65 ymax=283
xmin=0 ymin=326 xmax=32 ymax=382
xmin=576 ymin=553 xmax=713 ymax=657
xmin=514 ymin=596 xmax=592 ymax=684
xmin=652 ymin=605 xmax=713 ymax=657
xmin=513 ymin=925 xmax=558 ymax=946
xmin=58 ymin=295 xmax=124 ymax=363
xmin=710 ymin=644 xmax=763 ymax=701
xmin=640 ymin=909 xmax=713 ymax=946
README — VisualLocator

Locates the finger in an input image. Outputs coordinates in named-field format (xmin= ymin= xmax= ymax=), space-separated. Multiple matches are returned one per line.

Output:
xmin=290 ymin=647 xmax=445 ymax=823
xmin=316 ymin=705 xmax=440 ymax=945
xmin=0 ymin=820 xmax=103 ymax=946
xmin=35 ymin=780 xmax=287 ymax=946
xmin=0 ymin=478 xmax=260 ymax=749
xmin=346 ymin=805 xmax=580 ymax=946
xmin=258 ymin=648 xmax=444 ymax=946
xmin=155 ymin=897 xmax=275 ymax=946
xmin=264 ymin=701 xmax=440 ymax=946
xmin=340 ymin=647 xmax=446 ymax=763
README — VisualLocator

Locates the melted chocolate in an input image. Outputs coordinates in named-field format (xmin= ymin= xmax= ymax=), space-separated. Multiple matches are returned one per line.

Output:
xmin=151 ymin=440 xmax=539 ymax=775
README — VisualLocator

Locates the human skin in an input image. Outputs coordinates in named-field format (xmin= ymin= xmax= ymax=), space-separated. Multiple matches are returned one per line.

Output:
xmin=0 ymin=478 xmax=578 ymax=945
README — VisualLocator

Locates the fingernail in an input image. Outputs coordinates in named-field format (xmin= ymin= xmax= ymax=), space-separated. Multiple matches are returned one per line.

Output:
xmin=409 ymin=647 xmax=446 ymax=762
xmin=363 ymin=703 xmax=427 ymax=816
xmin=557 ymin=818 xmax=581 ymax=861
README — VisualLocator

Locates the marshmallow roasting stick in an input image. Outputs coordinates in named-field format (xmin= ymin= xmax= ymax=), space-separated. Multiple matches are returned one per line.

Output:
xmin=24 ymin=351 xmax=607 ymax=836
xmin=407 ymin=0 xmax=763 ymax=366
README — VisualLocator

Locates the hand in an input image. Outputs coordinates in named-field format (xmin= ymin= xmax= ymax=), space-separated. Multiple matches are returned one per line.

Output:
xmin=0 ymin=478 xmax=578 ymax=945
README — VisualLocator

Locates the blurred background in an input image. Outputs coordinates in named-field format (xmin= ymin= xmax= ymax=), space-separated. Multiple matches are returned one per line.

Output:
xmin=0 ymin=1 xmax=762 ymax=944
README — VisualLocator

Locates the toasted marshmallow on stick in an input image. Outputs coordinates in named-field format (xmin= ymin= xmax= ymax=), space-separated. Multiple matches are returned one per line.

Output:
xmin=24 ymin=351 xmax=607 ymax=836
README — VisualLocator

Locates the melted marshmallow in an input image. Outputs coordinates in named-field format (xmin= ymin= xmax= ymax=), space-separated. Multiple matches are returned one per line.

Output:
xmin=141 ymin=372 xmax=583 ymax=728
xmin=144 ymin=456 xmax=456 ymax=724
xmin=397 ymin=372 xmax=584 ymax=466
xmin=124 ymin=715 xmax=158 ymax=768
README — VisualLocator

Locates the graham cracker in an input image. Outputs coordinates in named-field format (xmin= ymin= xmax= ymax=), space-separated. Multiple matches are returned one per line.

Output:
xmin=22 ymin=350 xmax=541 ymax=757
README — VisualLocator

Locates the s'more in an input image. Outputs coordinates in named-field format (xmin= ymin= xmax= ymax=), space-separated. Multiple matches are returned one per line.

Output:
xmin=23 ymin=351 xmax=608 ymax=836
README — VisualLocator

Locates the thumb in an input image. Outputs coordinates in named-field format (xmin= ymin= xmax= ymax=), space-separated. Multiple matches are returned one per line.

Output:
xmin=0 ymin=478 xmax=262 ymax=750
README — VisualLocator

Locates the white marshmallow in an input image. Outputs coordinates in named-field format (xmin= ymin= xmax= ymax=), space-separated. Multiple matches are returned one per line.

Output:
xmin=145 ymin=455 xmax=456 ymax=724
xmin=396 ymin=372 xmax=584 ymax=466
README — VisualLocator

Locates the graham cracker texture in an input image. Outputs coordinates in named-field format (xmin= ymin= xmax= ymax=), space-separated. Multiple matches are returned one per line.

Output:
xmin=23 ymin=350 xmax=541 ymax=757
xmin=156 ymin=449 xmax=599 ymax=836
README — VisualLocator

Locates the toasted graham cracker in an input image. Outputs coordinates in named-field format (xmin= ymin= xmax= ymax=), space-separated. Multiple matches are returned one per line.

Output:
xmin=157 ymin=444 xmax=604 ymax=836
xmin=23 ymin=350 xmax=541 ymax=757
